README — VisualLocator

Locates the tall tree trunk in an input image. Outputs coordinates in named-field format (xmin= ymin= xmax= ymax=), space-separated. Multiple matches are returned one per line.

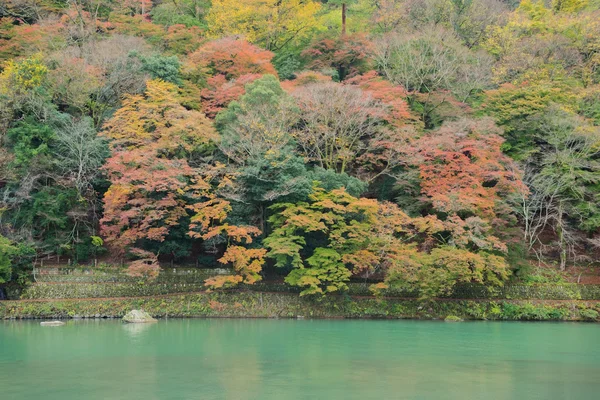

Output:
xmin=342 ymin=3 xmax=347 ymax=36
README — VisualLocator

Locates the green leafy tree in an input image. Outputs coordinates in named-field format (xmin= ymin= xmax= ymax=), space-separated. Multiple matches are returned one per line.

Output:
xmin=216 ymin=75 xmax=312 ymax=231
xmin=0 ymin=234 xmax=16 ymax=283
xmin=6 ymin=117 xmax=55 ymax=170
xmin=264 ymin=186 xmax=383 ymax=295
xmin=137 ymin=53 xmax=183 ymax=85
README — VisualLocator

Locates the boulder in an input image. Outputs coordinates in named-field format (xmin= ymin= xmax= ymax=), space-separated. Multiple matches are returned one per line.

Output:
xmin=122 ymin=310 xmax=157 ymax=323
xmin=40 ymin=321 xmax=65 ymax=326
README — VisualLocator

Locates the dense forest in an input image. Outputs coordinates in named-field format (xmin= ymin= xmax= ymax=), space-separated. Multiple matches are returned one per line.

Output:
xmin=0 ymin=0 xmax=598 ymax=297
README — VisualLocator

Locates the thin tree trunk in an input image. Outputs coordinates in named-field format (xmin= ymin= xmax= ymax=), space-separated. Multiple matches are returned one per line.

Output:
xmin=342 ymin=3 xmax=347 ymax=36
xmin=558 ymin=201 xmax=567 ymax=271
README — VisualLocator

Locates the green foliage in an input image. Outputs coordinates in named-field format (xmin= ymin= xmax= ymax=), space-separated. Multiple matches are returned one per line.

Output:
xmin=309 ymin=167 xmax=367 ymax=197
xmin=217 ymin=75 xmax=312 ymax=216
xmin=285 ymin=248 xmax=352 ymax=295
xmin=151 ymin=0 xmax=210 ymax=28
xmin=137 ymin=53 xmax=183 ymax=85
xmin=0 ymin=235 xmax=16 ymax=283
xmin=1 ymin=240 xmax=35 ymax=285
xmin=6 ymin=117 xmax=55 ymax=169
xmin=579 ymin=308 xmax=599 ymax=321
xmin=8 ymin=186 xmax=80 ymax=252
xmin=273 ymin=51 xmax=304 ymax=80
xmin=384 ymin=246 xmax=510 ymax=300
xmin=0 ymin=291 xmax=596 ymax=321
xmin=264 ymin=186 xmax=379 ymax=295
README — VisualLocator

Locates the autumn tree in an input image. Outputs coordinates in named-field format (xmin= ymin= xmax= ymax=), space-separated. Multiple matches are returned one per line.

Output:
xmin=292 ymin=81 xmax=387 ymax=174
xmin=185 ymin=38 xmax=278 ymax=117
xmin=264 ymin=187 xmax=389 ymax=295
xmin=101 ymin=80 xmax=218 ymax=257
xmin=302 ymin=34 xmax=372 ymax=81
xmin=394 ymin=118 xmax=523 ymax=262
xmin=412 ymin=118 xmax=522 ymax=220
xmin=0 ymin=53 xmax=50 ymax=130
xmin=185 ymin=37 xmax=277 ymax=82
xmin=265 ymin=186 xmax=510 ymax=297
xmin=101 ymin=80 xmax=266 ymax=284
xmin=0 ymin=17 xmax=63 ymax=62
xmin=206 ymin=0 xmax=321 ymax=51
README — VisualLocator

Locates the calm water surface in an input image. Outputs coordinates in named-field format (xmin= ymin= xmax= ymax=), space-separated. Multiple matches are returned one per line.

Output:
xmin=0 ymin=319 xmax=599 ymax=400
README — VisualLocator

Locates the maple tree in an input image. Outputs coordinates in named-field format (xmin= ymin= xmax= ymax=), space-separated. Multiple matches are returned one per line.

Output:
xmin=101 ymin=79 xmax=266 ymax=285
xmin=302 ymin=33 xmax=372 ymax=81
xmin=125 ymin=248 xmax=160 ymax=282
xmin=410 ymin=118 xmax=523 ymax=220
xmin=265 ymin=185 xmax=510 ymax=297
xmin=185 ymin=38 xmax=278 ymax=117
xmin=345 ymin=71 xmax=414 ymax=126
xmin=264 ymin=186 xmax=387 ymax=295
xmin=186 ymin=37 xmax=277 ymax=81
xmin=0 ymin=18 xmax=63 ymax=63
xmin=100 ymin=80 xmax=218 ymax=252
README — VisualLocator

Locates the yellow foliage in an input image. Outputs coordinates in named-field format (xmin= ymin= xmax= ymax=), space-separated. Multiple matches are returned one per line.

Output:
xmin=553 ymin=0 xmax=589 ymax=13
xmin=206 ymin=0 xmax=321 ymax=51
xmin=0 ymin=53 xmax=47 ymax=95
xmin=104 ymin=79 xmax=218 ymax=152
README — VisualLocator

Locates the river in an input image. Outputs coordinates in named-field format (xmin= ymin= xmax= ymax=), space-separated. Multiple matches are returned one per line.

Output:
xmin=1 ymin=319 xmax=598 ymax=399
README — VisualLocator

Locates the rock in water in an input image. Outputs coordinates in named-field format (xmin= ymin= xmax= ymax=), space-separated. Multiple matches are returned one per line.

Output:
xmin=122 ymin=310 xmax=157 ymax=323
xmin=40 ymin=321 xmax=65 ymax=326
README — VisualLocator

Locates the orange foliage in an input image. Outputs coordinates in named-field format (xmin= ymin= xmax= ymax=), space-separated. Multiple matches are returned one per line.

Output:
xmin=302 ymin=34 xmax=372 ymax=80
xmin=126 ymin=249 xmax=160 ymax=282
xmin=0 ymin=18 xmax=62 ymax=64
xmin=281 ymin=71 xmax=332 ymax=91
xmin=345 ymin=71 xmax=415 ymax=126
xmin=412 ymin=118 xmax=523 ymax=219
xmin=185 ymin=38 xmax=277 ymax=117
xmin=104 ymin=79 xmax=218 ymax=152
xmin=101 ymin=80 xmax=218 ymax=251
xmin=216 ymin=246 xmax=267 ymax=285
xmin=186 ymin=37 xmax=277 ymax=80
xmin=201 ymin=74 xmax=262 ymax=118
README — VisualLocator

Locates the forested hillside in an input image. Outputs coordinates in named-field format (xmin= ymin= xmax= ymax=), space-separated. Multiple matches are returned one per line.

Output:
xmin=0 ymin=0 xmax=599 ymax=297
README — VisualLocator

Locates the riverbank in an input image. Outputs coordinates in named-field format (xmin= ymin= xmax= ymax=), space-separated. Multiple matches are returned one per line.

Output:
xmin=1 ymin=291 xmax=599 ymax=321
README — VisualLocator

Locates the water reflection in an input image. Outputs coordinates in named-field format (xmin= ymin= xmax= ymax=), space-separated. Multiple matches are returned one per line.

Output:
xmin=122 ymin=321 xmax=155 ymax=337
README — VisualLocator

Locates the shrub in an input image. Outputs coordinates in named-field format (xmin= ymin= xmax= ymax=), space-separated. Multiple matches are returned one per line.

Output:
xmin=580 ymin=308 xmax=599 ymax=321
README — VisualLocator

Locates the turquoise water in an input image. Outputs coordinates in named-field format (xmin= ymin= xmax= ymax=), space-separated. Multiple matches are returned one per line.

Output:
xmin=0 ymin=319 xmax=599 ymax=400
